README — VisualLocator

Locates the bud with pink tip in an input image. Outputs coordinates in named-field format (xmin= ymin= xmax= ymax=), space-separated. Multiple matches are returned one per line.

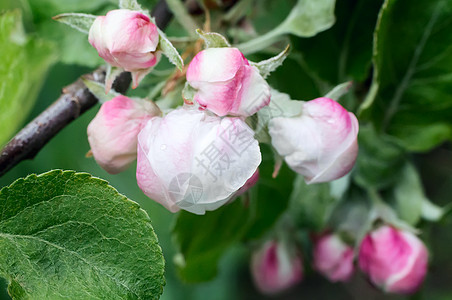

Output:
xmin=269 ymin=97 xmax=358 ymax=183
xmin=87 ymin=95 xmax=160 ymax=174
xmin=313 ymin=233 xmax=355 ymax=282
xmin=358 ymin=226 xmax=428 ymax=294
xmin=251 ymin=239 xmax=303 ymax=295
xmin=186 ymin=47 xmax=270 ymax=117
xmin=88 ymin=9 xmax=160 ymax=88
xmin=136 ymin=107 xmax=261 ymax=214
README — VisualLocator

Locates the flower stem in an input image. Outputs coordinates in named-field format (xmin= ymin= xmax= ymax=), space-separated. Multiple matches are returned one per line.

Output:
xmin=237 ymin=27 xmax=285 ymax=55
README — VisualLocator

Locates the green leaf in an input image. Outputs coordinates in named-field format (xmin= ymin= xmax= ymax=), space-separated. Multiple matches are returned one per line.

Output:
xmin=421 ymin=199 xmax=445 ymax=222
xmin=324 ymin=81 xmax=353 ymax=101
xmin=392 ymin=163 xmax=426 ymax=225
xmin=181 ymin=81 xmax=196 ymax=103
xmin=172 ymin=200 xmax=249 ymax=283
xmin=157 ymin=28 xmax=184 ymax=70
xmin=237 ymin=0 xmax=336 ymax=55
xmin=81 ymin=78 xmax=120 ymax=103
xmin=353 ymin=125 xmax=406 ymax=189
xmin=250 ymin=45 xmax=290 ymax=78
xmin=328 ymin=187 xmax=371 ymax=241
xmin=391 ymin=162 xmax=445 ymax=224
xmin=0 ymin=170 xmax=165 ymax=299
xmin=196 ymin=29 xmax=231 ymax=48
xmin=362 ymin=0 xmax=452 ymax=151
xmin=105 ymin=65 xmax=125 ymax=94
xmin=278 ymin=0 xmax=336 ymax=38
xmin=289 ymin=175 xmax=337 ymax=231
xmin=25 ymin=0 xmax=113 ymax=67
xmin=292 ymin=0 xmax=384 ymax=84
xmin=52 ymin=13 xmax=97 ymax=34
xmin=39 ymin=19 xmax=103 ymax=67
xmin=119 ymin=0 xmax=143 ymax=11
xmin=0 ymin=10 xmax=57 ymax=147
xmin=254 ymin=89 xmax=303 ymax=142
xmin=28 ymin=0 xmax=115 ymax=17
xmin=245 ymin=145 xmax=295 ymax=239
xmin=165 ymin=0 xmax=198 ymax=37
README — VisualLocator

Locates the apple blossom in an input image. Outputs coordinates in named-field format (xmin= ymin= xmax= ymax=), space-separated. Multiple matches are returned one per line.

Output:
xmin=312 ymin=233 xmax=355 ymax=282
xmin=186 ymin=47 xmax=270 ymax=117
xmin=251 ymin=240 xmax=303 ymax=295
xmin=269 ymin=97 xmax=358 ymax=183
xmin=87 ymin=95 xmax=160 ymax=174
xmin=136 ymin=107 xmax=261 ymax=214
xmin=359 ymin=226 xmax=429 ymax=294
xmin=88 ymin=9 xmax=160 ymax=88
xmin=235 ymin=169 xmax=259 ymax=197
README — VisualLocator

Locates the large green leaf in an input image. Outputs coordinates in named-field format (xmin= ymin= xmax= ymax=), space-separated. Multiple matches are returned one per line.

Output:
xmin=0 ymin=10 xmax=57 ymax=147
xmin=362 ymin=0 xmax=452 ymax=151
xmin=0 ymin=170 xmax=165 ymax=299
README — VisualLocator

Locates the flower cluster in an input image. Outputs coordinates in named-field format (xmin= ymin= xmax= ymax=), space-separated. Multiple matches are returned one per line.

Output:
xmin=251 ymin=226 xmax=428 ymax=295
xmin=86 ymin=8 xmax=359 ymax=215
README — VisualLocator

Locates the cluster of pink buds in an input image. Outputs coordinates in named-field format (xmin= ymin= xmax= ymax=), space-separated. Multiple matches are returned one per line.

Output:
xmin=86 ymin=7 xmax=360 ymax=215
xmin=250 ymin=226 xmax=428 ymax=295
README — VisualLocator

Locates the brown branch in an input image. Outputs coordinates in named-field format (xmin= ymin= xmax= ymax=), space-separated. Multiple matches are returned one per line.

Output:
xmin=0 ymin=1 xmax=173 ymax=177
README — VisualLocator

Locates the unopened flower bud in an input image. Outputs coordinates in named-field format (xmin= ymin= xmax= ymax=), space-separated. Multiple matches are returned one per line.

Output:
xmin=136 ymin=107 xmax=261 ymax=214
xmin=251 ymin=240 xmax=303 ymax=295
xmin=87 ymin=95 xmax=159 ymax=174
xmin=313 ymin=233 xmax=355 ymax=282
xmin=88 ymin=9 xmax=160 ymax=88
xmin=359 ymin=226 xmax=428 ymax=294
xmin=186 ymin=47 xmax=270 ymax=117
xmin=269 ymin=97 xmax=358 ymax=183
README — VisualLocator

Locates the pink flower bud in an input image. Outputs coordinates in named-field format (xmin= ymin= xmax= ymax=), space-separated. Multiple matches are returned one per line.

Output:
xmin=136 ymin=107 xmax=261 ymax=214
xmin=269 ymin=97 xmax=358 ymax=183
xmin=251 ymin=240 xmax=303 ymax=295
xmin=312 ymin=233 xmax=355 ymax=282
xmin=358 ymin=226 xmax=428 ymax=294
xmin=88 ymin=9 xmax=160 ymax=88
xmin=87 ymin=95 xmax=159 ymax=174
xmin=186 ymin=48 xmax=270 ymax=117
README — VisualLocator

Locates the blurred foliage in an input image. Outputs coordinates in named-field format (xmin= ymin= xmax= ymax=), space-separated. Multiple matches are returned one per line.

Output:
xmin=0 ymin=10 xmax=56 ymax=147
xmin=1 ymin=0 xmax=452 ymax=299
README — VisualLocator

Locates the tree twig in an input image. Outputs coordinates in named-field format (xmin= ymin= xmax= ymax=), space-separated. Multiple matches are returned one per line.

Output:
xmin=0 ymin=1 xmax=173 ymax=177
